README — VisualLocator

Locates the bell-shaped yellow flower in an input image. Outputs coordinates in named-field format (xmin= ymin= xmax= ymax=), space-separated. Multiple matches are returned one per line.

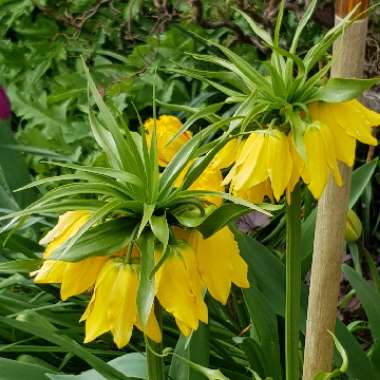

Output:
xmin=39 ymin=210 xmax=90 ymax=258
xmin=302 ymin=123 xmax=342 ymax=199
xmin=175 ymin=162 xmax=224 ymax=206
xmin=225 ymin=129 xmax=293 ymax=201
xmin=33 ymin=211 xmax=108 ymax=301
xmin=176 ymin=227 xmax=249 ymax=305
xmin=211 ymin=138 xmax=241 ymax=170
xmin=144 ymin=115 xmax=192 ymax=166
xmin=34 ymin=256 xmax=109 ymax=301
xmin=155 ymin=243 xmax=208 ymax=336
xmin=233 ymin=180 xmax=274 ymax=204
xmin=309 ymin=100 xmax=380 ymax=168
xmin=81 ymin=259 xmax=161 ymax=348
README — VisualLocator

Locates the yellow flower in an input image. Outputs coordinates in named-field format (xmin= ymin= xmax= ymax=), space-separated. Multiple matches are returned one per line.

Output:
xmin=211 ymin=138 xmax=241 ymax=170
xmin=175 ymin=163 xmax=224 ymax=206
xmin=309 ymin=100 xmax=380 ymax=168
xmin=176 ymin=227 xmax=249 ymax=305
xmin=301 ymin=123 xmax=342 ymax=199
xmin=233 ymin=180 xmax=274 ymax=204
xmin=144 ymin=115 xmax=192 ymax=166
xmin=34 ymin=256 xmax=108 ymax=301
xmin=225 ymin=129 xmax=293 ymax=202
xmin=33 ymin=211 xmax=108 ymax=301
xmin=81 ymin=259 xmax=161 ymax=348
xmin=155 ymin=243 xmax=208 ymax=336
xmin=39 ymin=211 xmax=90 ymax=258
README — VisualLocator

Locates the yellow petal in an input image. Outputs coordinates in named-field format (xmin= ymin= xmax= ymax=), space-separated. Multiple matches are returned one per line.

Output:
xmin=39 ymin=211 xmax=90 ymax=246
xmin=327 ymin=102 xmax=377 ymax=145
xmin=319 ymin=123 xmax=342 ymax=187
xmin=182 ymin=227 xmax=249 ymax=304
xmin=230 ymin=249 xmax=249 ymax=289
xmin=175 ymin=318 xmax=194 ymax=336
xmin=144 ymin=115 xmax=191 ymax=166
xmin=135 ymin=310 xmax=162 ymax=343
xmin=310 ymin=102 xmax=356 ymax=166
xmin=211 ymin=139 xmax=240 ymax=169
xmin=82 ymin=260 xmax=117 ymax=343
xmin=110 ymin=263 xmax=138 ymax=349
xmin=233 ymin=179 xmax=273 ymax=204
xmin=286 ymin=137 xmax=303 ymax=203
xmin=155 ymin=247 xmax=201 ymax=330
xmin=234 ymin=132 xmax=268 ymax=191
xmin=350 ymin=99 xmax=380 ymax=127
xmin=33 ymin=260 xmax=67 ymax=283
xmin=266 ymin=130 xmax=293 ymax=201
xmin=303 ymin=125 xmax=329 ymax=199
xmin=43 ymin=212 xmax=90 ymax=259
xmin=60 ymin=256 xmax=109 ymax=301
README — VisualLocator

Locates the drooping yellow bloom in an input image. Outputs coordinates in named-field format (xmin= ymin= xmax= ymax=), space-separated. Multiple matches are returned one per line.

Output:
xmin=155 ymin=243 xmax=208 ymax=336
xmin=301 ymin=122 xmax=343 ymax=199
xmin=309 ymin=100 xmax=380 ymax=168
xmin=33 ymin=211 xmax=108 ymax=301
xmin=233 ymin=180 xmax=274 ymax=204
xmin=225 ymin=129 xmax=293 ymax=201
xmin=176 ymin=227 xmax=249 ymax=305
xmin=211 ymin=138 xmax=241 ymax=170
xmin=39 ymin=211 xmax=90 ymax=258
xmin=144 ymin=115 xmax=192 ymax=166
xmin=81 ymin=259 xmax=161 ymax=348
xmin=34 ymin=256 xmax=109 ymax=301
xmin=175 ymin=163 xmax=224 ymax=205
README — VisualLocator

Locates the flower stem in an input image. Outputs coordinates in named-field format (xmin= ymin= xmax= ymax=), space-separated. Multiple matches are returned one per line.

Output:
xmin=285 ymin=185 xmax=302 ymax=380
xmin=146 ymin=304 xmax=165 ymax=380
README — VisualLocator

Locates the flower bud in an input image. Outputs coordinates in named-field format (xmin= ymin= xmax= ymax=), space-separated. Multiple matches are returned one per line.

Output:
xmin=345 ymin=209 xmax=362 ymax=242
xmin=0 ymin=87 xmax=11 ymax=120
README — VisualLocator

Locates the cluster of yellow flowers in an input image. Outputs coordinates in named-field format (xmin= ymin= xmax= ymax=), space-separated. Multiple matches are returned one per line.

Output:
xmin=32 ymin=100 xmax=380 ymax=348
xmin=33 ymin=211 xmax=248 ymax=348
xmin=214 ymin=100 xmax=380 ymax=201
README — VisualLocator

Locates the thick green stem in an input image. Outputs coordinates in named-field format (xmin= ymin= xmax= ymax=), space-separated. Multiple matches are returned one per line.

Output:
xmin=285 ymin=186 xmax=302 ymax=380
xmin=146 ymin=305 xmax=165 ymax=380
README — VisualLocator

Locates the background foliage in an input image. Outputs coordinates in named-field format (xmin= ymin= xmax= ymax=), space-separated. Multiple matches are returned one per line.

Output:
xmin=1 ymin=1 xmax=380 ymax=379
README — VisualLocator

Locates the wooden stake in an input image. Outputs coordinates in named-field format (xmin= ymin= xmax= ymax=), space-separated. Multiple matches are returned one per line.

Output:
xmin=302 ymin=2 xmax=368 ymax=379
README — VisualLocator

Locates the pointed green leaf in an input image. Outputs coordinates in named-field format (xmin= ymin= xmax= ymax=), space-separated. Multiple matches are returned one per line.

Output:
xmin=136 ymin=232 xmax=156 ymax=328
xmin=315 ymin=78 xmax=380 ymax=103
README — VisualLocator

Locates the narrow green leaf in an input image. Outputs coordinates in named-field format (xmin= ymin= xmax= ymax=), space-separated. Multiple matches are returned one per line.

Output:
xmin=136 ymin=232 xmax=156 ymax=328
xmin=234 ymin=8 xmax=273 ymax=46
xmin=0 ymin=358 xmax=55 ymax=380
xmin=343 ymin=264 xmax=380 ymax=341
xmin=47 ymin=353 xmax=147 ymax=380
xmin=169 ymin=323 xmax=210 ymax=380
xmin=289 ymin=0 xmax=317 ymax=54
xmin=149 ymin=215 xmax=169 ymax=255
xmin=50 ymin=218 xmax=136 ymax=262
xmin=0 ymin=259 xmax=41 ymax=273
xmin=54 ymin=200 xmax=123 ymax=261
xmin=41 ymin=162 xmax=142 ymax=187
xmin=138 ymin=204 xmax=155 ymax=238
xmin=0 ymin=317 xmax=131 ymax=380
xmin=242 ymin=286 xmax=282 ymax=380
xmin=199 ymin=204 xmax=251 ymax=238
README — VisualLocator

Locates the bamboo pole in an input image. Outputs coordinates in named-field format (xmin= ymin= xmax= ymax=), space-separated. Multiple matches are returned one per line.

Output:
xmin=302 ymin=2 xmax=368 ymax=379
